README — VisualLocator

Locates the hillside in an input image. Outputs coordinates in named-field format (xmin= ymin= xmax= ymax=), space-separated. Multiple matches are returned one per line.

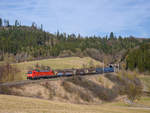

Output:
xmin=1 ymin=74 xmax=114 ymax=104
xmin=0 ymin=72 xmax=144 ymax=104
xmin=0 ymin=24 xmax=150 ymax=64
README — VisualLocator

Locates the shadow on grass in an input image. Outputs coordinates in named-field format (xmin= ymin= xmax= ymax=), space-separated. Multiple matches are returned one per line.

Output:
xmin=104 ymin=73 xmax=142 ymax=86
xmin=65 ymin=76 xmax=119 ymax=101
xmin=104 ymin=73 xmax=122 ymax=85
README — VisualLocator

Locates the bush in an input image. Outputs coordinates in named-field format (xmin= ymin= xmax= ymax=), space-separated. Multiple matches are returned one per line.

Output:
xmin=126 ymin=82 xmax=142 ymax=102
xmin=33 ymin=63 xmax=51 ymax=70
xmin=0 ymin=86 xmax=12 ymax=94
xmin=117 ymin=71 xmax=143 ymax=102
xmin=0 ymin=62 xmax=21 ymax=82
xmin=84 ymin=48 xmax=103 ymax=61
xmin=88 ymin=60 xmax=95 ymax=68
xmin=74 ymin=48 xmax=84 ymax=58
xmin=62 ymin=80 xmax=93 ymax=102
xmin=59 ymin=50 xmax=74 ymax=57
xmin=3 ymin=53 xmax=16 ymax=63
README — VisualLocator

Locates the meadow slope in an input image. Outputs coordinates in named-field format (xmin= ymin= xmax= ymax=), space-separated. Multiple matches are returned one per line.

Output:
xmin=0 ymin=94 xmax=150 ymax=113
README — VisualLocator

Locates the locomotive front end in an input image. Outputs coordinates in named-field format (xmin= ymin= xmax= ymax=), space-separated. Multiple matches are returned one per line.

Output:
xmin=27 ymin=71 xmax=33 ymax=80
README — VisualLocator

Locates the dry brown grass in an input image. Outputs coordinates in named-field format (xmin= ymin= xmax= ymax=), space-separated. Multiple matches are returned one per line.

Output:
xmin=140 ymin=75 xmax=150 ymax=92
xmin=0 ymin=73 xmax=142 ymax=104
xmin=136 ymin=96 xmax=150 ymax=107
xmin=0 ymin=63 xmax=22 ymax=82
xmin=0 ymin=75 xmax=113 ymax=104
xmin=0 ymin=94 xmax=150 ymax=113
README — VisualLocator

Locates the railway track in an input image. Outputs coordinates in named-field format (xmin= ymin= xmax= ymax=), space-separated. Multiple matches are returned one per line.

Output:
xmin=0 ymin=77 xmax=65 ymax=86
xmin=0 ymin=73 xmax=105 ymax=86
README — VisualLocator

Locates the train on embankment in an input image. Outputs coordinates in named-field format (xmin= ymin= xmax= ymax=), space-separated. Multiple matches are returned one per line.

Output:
xmin=27 ymin=66 xmax=115 ymax=80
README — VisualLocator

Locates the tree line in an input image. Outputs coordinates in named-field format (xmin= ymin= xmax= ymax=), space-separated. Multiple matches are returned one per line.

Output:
xmin=0 ymin=18 xmax=150 ymax=63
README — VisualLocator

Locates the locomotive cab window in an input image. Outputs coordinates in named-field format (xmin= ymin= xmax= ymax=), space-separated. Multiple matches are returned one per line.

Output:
xmin=27 ymin=71 xmax=32 ymax=74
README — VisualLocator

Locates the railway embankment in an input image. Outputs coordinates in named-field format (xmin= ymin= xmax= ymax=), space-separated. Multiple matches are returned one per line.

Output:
xmin=0 ymin=73 xmax=142 ymax=104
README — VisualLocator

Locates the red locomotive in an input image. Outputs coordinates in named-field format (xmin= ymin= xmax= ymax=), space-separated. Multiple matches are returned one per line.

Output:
xmin=27 ymin=69 xmax=55 ymax=80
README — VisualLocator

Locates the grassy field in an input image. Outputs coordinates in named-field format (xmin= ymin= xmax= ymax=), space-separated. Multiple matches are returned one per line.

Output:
xmin=0 ymin=94 xmax=150 ymax=113
xmin=137 ymin=96 xmax=150 ymax=107
xmin=14 ymin=57 xmax=102 ymax=80
xmin=140 ymin=76 xmax=150 ymax=92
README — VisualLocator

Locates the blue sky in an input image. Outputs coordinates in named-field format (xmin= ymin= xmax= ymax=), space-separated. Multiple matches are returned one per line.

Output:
xmin=0 ymin=0 xmax=150 ymax=37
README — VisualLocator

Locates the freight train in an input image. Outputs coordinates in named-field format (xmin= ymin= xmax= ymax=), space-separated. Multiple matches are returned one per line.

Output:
xmin=27 ymin=67 xmax=114 ymax=80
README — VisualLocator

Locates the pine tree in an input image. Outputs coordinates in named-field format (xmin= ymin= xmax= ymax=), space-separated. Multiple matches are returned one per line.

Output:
xmin=0 ymin=18 xmax=2 ymax=27
xmin=15 ymin=20 xmax=19 ymax=26
xmin=40 ymin=24 xmax=43 ymax=30
xmin=109 ymin=32 xmax=114 ymax=39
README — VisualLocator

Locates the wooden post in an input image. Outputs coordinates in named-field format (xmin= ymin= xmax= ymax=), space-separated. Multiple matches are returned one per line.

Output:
xmin=103 ymin=60 xmax=104 ymax=75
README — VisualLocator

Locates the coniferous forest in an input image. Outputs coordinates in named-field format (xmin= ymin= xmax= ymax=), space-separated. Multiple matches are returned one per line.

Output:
xmin=126 ymin=43 xmax=150 ymax=72
xmin=0 ymin=18 xmax=150 ymax=72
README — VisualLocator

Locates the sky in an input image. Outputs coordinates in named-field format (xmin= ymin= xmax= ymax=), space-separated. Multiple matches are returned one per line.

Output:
xmin=0 ymin=0 xmax=150 ymax=38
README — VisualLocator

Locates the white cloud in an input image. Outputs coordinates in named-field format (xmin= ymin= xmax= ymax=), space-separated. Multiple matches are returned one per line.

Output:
xmin=0 ymin=0 xmax=150 ymax=37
